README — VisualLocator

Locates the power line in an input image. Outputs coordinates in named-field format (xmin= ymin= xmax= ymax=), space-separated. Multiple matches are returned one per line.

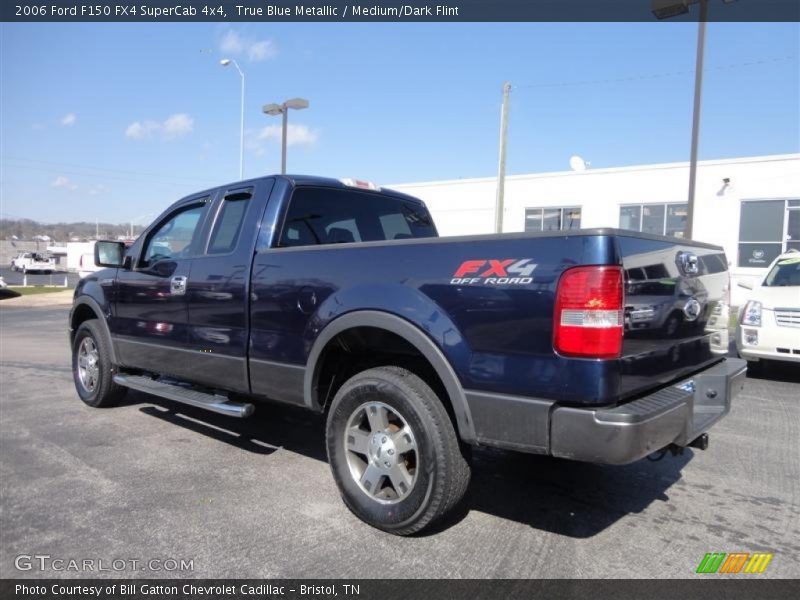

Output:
xmin=513 ymin=55 xmax=797 ymax=90
xmin=1 ymin=156 xmax=220 ymax=187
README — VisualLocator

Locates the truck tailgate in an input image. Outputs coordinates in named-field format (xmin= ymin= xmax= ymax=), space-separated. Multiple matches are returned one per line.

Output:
xmin=616 ymin=235 xmax=730 ymax=401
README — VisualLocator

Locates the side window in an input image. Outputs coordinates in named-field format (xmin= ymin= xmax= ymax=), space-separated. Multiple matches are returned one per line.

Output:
xmin=142 ymin=204 xmax=206 ymax=265
xmin=208 ymin=193 xmax=251 ymax=254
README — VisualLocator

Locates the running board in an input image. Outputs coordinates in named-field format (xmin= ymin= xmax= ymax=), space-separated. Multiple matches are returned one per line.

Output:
xmin=113 ymin=374 xmax=254 ymax=418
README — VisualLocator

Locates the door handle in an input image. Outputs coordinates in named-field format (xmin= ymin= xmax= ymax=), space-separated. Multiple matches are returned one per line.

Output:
xmin=170 ymin=276 xmax=187 ymax=296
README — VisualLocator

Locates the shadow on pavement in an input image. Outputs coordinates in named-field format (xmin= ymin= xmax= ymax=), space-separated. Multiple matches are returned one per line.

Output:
xmin=124 ymin=390 xmax=692 ymax=538
xmin=745 ymin=360 xmax=800 ymax=384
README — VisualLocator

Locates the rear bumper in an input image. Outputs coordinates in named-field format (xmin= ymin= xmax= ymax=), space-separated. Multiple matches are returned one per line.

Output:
xmin=549 ymin=358 xmax=747 ymax=464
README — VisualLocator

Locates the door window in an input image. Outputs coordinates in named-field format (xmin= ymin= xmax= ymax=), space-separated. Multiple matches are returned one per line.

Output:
xmin=142 ymin=204 xmax=206 ymax=265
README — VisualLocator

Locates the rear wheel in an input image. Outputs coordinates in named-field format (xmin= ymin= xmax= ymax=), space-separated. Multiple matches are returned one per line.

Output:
xmin=326 ymin=366 xmax=470 ymax=535
xmin=72 ymin=319 xmax=126 ymax=408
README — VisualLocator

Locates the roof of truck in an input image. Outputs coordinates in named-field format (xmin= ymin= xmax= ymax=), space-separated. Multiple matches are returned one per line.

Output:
xmin=181 ymin=175 xmax=424 ymax=205
xmin=190 ymin=174 xmax=425 ymax=206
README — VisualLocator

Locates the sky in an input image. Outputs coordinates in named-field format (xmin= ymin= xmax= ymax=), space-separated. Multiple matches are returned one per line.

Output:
xmin=0 ymin=22 xmax=798 ymax=224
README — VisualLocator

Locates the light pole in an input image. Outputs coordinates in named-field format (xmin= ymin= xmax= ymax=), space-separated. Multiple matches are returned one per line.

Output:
xmin=220 ymin=58 xmax=245 ymax=180
xmin=651 ymin=0 xmax=736 ymax=239
xmin=128 ymin=212 xmax=158 ymax=239
xmin=262 ymin=98 xmax=309 ymax=174
xmin=495 ymin=81 xmax=511 ymax=233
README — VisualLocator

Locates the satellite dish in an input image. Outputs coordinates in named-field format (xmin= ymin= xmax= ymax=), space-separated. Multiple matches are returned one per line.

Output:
xmin=569 ymin=155 xmax=589 ymax=172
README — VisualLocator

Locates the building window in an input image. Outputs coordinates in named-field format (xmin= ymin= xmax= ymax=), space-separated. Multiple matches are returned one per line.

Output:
xmin=619 ymin=203 xmax=687 ymax=238
xmin=525 ymin=207 xmax=581 ymax=232
xmin=738 ymin=199 xmax=800 ymax=268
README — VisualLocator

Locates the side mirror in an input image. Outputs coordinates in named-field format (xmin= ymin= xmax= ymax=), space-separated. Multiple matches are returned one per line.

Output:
xmin=94 ymin=241 xmax=127 ymax=268
xmin=737 ymin=281 xmax=753 ymax=291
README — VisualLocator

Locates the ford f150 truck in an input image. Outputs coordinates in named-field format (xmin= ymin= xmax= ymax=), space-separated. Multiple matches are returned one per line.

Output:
xmin=70 ymin=175 xmax=745 ymax=535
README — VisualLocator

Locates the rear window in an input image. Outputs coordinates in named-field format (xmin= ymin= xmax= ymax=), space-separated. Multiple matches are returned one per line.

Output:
xmin=279 ymin=187 xmax=436 ymax=248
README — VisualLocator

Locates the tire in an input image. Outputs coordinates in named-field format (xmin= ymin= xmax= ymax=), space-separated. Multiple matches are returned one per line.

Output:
xmin=71 ymin=319 xmax=126 ymax=408
xmin=326 ymin=366 xmax=470 ymax=535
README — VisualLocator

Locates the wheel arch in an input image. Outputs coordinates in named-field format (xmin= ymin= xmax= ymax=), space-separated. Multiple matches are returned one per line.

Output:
xmin=305 ymin=310 xmax=476 ymax=444
xmin=70 ymin=296 xmax=117 ymax=364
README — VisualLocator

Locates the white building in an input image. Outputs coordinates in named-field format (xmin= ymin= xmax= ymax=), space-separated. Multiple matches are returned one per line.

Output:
xmin=391 ymin=153 xmax=800 ymax=306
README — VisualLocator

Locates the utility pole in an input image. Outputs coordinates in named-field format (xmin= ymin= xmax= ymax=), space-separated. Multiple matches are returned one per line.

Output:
xmin=281 ymin=108 xmax=288 ymax=175
xmin=494 ymin=81 xmax=511 ymax=233
xmin=686 ymin=0 xmax=708 ymax=240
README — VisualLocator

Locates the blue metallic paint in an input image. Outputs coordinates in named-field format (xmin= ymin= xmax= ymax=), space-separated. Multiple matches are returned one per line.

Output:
xmin=82 ymin=175 xmax=729 ymax=420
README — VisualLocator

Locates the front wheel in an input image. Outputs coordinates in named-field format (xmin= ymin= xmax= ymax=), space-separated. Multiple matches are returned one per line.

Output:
xmin=326 ymin=366 xmax=470 ymax=535
xmin=72 ymin=319 xmax=126 ymax=408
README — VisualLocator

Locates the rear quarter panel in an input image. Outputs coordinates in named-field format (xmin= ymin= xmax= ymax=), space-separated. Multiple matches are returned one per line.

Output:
xmin=250 ymin=232 xmax=621 ymax=404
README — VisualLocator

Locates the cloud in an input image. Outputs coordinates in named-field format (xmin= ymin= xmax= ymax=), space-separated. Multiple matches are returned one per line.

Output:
xmin=60 ymin=113 xmax=76 ymax=126
xmin=163 ymin=114 xmax=194 ymax=138
xmin=258 ymin=124 xmax=318 ymax=146
xmin=125 ymin=113 xmax=194 ymax=140
xmin=246 ymin=124 xmax=318 ymax=157
xmin=247 ymin=40 xmax=277 ymax=62
xmin=51 ymin=176 xmax=78 ymax=191
xmin=219 ymin=29 xmax=277 ymax=62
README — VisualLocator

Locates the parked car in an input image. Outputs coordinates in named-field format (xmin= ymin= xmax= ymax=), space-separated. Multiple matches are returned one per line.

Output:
xmin=11 ymin=252 xmax=56 ymax=273
xmin=736 ymin=250 xmax=800 ymax=371
xmin=70 ymin=174 xmax=745 ymax=535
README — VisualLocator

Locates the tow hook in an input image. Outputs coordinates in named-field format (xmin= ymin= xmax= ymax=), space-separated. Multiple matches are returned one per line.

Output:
xmin=647 ymin=434 xmax=709 ymax=462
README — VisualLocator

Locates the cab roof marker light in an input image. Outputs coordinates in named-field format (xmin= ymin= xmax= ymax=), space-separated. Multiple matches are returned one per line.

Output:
xmin=340 ymin=178 xmax=381 ymax=191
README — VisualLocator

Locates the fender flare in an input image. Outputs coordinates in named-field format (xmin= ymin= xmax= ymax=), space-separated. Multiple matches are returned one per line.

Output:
xmin=304 ymin=310 xmax=476 ymax=444
xmin=70 ymin=296 xmax=118 ymax=364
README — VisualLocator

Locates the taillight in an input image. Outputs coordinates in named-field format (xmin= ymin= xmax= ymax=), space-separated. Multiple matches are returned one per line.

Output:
xmin=553 ymin=265 xmax=624 ymax=359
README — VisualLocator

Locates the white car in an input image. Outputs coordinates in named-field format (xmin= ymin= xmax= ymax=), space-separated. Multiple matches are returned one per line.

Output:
xmin=736 ymin=250 xmax=800 ymax=370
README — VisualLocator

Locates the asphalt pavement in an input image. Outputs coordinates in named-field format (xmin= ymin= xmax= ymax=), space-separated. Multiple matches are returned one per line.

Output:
xmin=1 ymin=306 xmax=798 ymax=578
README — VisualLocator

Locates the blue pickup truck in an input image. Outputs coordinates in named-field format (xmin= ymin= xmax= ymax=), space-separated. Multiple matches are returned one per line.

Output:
xmin=70 ymin=175 xmax=745 ymax=534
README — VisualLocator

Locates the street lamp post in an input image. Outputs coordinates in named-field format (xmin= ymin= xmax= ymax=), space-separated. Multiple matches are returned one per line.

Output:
xmin=651 ymin=0 xmax=736 ymax=239
xmin=262 ymin=98 xmax=310 ymax=174
xmin=220 ymin=58 xmax=245 ymax=180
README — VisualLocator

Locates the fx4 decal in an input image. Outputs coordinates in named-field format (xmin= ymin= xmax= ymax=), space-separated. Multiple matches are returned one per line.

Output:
xmin=451 ymin=259 xmax=537 ymax=285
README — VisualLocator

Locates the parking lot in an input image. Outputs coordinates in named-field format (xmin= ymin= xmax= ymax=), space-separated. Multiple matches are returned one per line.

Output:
xmin=1 ymin=304 xmax=798 ymax=579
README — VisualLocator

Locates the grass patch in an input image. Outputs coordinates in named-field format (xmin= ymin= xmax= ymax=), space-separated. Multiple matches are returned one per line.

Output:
xmin=7 ymin=286 xmax=70 ymax=296
xmin=729 ymin=310 xmax=739 ymax=330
